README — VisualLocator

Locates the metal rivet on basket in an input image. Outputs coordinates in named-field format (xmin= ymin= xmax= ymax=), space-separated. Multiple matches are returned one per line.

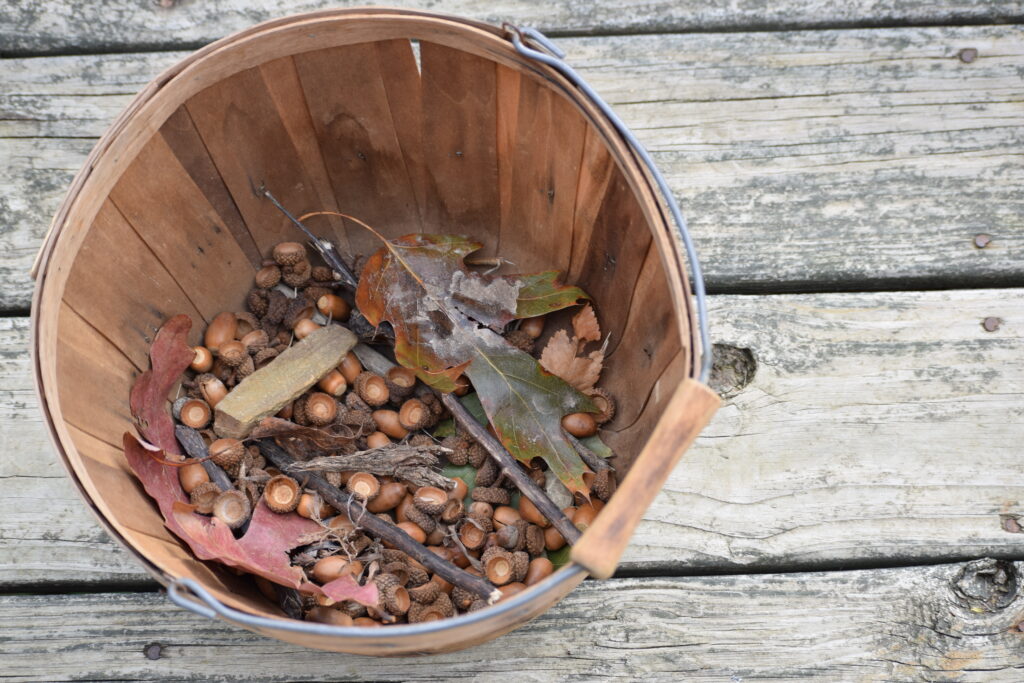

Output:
xmin=982 ymin=317 xmax=1002 ymax=332
xmin=958 ymin=48 xmax=979 ymax=63
xmin=143 ymin=642 xmax=163 ymax=660
xmin=974 ymin=233 xmax=992 ymax=248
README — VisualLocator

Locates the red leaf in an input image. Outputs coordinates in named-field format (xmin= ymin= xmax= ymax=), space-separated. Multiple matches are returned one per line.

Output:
xmin=129 ymin=315 xmax=195 ymax=454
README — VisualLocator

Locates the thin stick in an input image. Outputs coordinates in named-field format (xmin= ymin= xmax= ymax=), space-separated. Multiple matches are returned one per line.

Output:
xmin=175 ymin=425 xmax=233 ymax=490
xmin=288 ymin=445 xmax=453 ymax=489
xmin=259 ymin=440 xmax=501 ymax=604
xmin=564 ymin=431 xmax=613 ymax=473
xmin=440 ymin=393 xmax=582 ymax=546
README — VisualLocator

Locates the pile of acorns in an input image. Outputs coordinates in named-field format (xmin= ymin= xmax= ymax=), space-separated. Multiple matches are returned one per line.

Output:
xmin=168 ymin=241 xmax=618 ymax=626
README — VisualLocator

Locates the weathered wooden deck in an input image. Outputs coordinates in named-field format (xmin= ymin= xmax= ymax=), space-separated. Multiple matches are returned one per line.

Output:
xmin=2 ymin=2 xmax=1023 ymax=680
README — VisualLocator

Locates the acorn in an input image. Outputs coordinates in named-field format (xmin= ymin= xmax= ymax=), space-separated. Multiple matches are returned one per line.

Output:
xmin=467 ymin=599 xmax=488 ymax=613
xmin=265 ymin=290 xmax=288 ymax=324
xmin=366 ymin=431 xmax=392 ymax=449
xmin=240 ymin=329 xmax=269 ymax=355
xmin=413 ymin=486 xmax=448 ymax=516
xmin=352 ymin=617 xmax=383 ymax=628
xmin=492 ymin=505 xmax=522 ymax=529
xmin=339 ymin=352 xmax=363 ymax=384
xmin=316 ymin=294 xmax=350 ymax=321
xmin=178 ymin=398 xmax=212 ymax=429
xmin=406 ymin=565 xmax=430 ymax=588
xmin=311 ymin=265 xmax=336 ymax=283
xmin=292 ymin=395 xmax=309 ymax=425
xmin=495 ymin=523 xmax=520 ymax=551
xmin=297 ymin=493 xmax=334 ymax=520
xmin=572 ymin=504 xmax=599 ymax=531
xmin=544 ymin=525 xmax=566 ymax=552
xmin=519 ymin=316 xmax=545 ymax=339
xmin=385 ymin=367 xmax=417 ymax=401
xmin=355 ymin=372 xmax=389 ymax=407
xmin=234 ymin=312 xmax=259 ymax=339
xmin=306 ymin=606 xmax=353 ymax=626
xmin=481 ymin=547 xmax=515 ymax=586
xmin=408 ymin=434 xmax=435 ymax=448
xmin=219 ymin=340 xmax=247 ymax=368
xmin=562 ymin=412 xmax=598 ymax=438
xmin=346 ymin=472 xmax=380 ymax=501
xmin=247 ymin=288 xmax=270 ymax=317
xmin=395 ymin=494 xmax=415 ymax=524
xmin=303 ymin=285 xmax=332 ymax=305
xmin=212 ymin=490 xmax=251 ymax=529
xmin=525 ymin=524 xmax=546 ymax=557
xmin=441 ymin=498 xmax=465 ymax=524
xmin=404 ymin=504 xmax=436 ymax=534
xmin=282 ymin=259 xmax=312 ymax=288
xmin=273 ymin=241 xmax=306 ymax=266
xmin=589 ymin=387 xmax=616 ymax=425
xmin=375 ymin=575 xmax=411 ymax=616
xmin=254 ymin=346 xmax=278 ymax=369
xmin=511 ymin=551 xmax=530 ymax=583
xmin=518 ymin=495 xmax=550 ymax=528
xmin=178 ymin=462 xmax=209 ymax=494
xmin=474 ymin=458 xmax=499 ymax=488
xmin=204 ymin=312 xmax=237 ymax=353
xmin=197 ymin=373 xmax=227 ymax=408
xmin=190 ymin=346 xmax=214 ymax=373
xmin=498 ymin=582 xmax=527 ymax=601
xmin=211 ymin=357 xmax=233 ymax=385
xmin=367 ymin=481 xmax=407 ymax=513
xmin=504 ymin=329 xmax=535 ymax=354
xmin=408 ymin=593 xmax=454 ymax=622
xmin=209 ymin=438 xmax=244 ymax=471
xmin=344 ymin=389 xmax=370 ymax=412
xmin=305 ymin=392 xmax=338 ymax=426
xmin=293 ymin=318 xmax=320 ymax=340
xmin=316 ymin=369 xmax=347 ymax=397
xmin=467 ymin=443 xmax=488 ymax=469
xmin=263 ymin=475 xmax=301 ymax=513
xmin=458 ymin=519 xmax=488 ymax=550
xmin=453 ymin=374 xmax=471 ymax=397
xmin=450 ymin=585 xmax=476 ymax=611
xmin=590 ymin=468 xmax=616 ymax=502
xmin=468 ymin=502 xmax=494 ymax=521
xmin=441 ymin=435 xmax=471 ymax=466
xmin=525 ymin=557 xmax=554 ymax=586
xmin=189 ymin=481 xmax=221 ymax=514
xmin=408 ymin=580 xmax=440 ymax=604
xmin=449 ymin=477 xmax=469 ymax=502
xmin=372 ymin=409 xmax=408 ymax=440
xmin=255 ymin=264 xmax=281 ymax=289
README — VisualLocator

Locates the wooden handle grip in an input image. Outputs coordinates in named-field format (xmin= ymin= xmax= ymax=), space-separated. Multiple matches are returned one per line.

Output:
xmin=570 ymin=378 xmax=720 ymax=579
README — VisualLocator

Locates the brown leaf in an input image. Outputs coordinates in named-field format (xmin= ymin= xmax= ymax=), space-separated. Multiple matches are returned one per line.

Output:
xmin=129 ymin=315 xmax=195 ymax=454
xmin=572 ymin=304 xmax=601 ymax=345
xmin=539 ymin=329 xmax=604 ymax=394
xmin=250 ymin=417 xmax=359 ymax=460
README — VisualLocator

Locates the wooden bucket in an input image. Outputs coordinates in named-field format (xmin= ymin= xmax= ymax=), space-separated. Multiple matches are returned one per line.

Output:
xmin=30 ymin=9 xmax=720 ymax=655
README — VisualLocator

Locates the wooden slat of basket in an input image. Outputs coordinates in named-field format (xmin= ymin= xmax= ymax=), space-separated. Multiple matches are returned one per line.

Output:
xmin=183 ymin=62 xmax=349 ymax=258
xmin=419 ymin=41 xmax=500 ymax=235
xmin=292 ymin=40 xmax=424 ymax=253
xmin=108 ymin=135 xmax=257 ymax=321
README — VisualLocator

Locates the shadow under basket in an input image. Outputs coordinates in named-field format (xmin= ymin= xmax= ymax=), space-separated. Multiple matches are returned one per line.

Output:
xmin=31 ymin=9 xmax=720 ymax=655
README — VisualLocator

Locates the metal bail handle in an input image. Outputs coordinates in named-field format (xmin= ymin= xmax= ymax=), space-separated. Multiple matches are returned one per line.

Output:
xmin=505 ymin=24 xmax=713 ymax=383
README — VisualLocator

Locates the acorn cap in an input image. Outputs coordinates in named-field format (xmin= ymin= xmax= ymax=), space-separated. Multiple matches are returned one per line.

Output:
xmin=253 ymin=346 xmax=278 ymax=368
xmin=459 ymin=519 xmax=488 ymax=550
xmin=474 ymin=458 xmax=499 ymax=488
xmin=212 ymin=490 xmax=251 ymax=529
xmin=324 ymin=470 xmax=343 ymax=488
xmin=264 ymin=290 xmax=289 ymax=324
xmin=305 ymin=392 xmax=338 ymax=426
xmin=398 ymin=398 xmax=431 ymax=431
xmin=264 ymin=475 xmax=300 ymax=513
xmin=467 ymin=510 xmax=494 ymax=533
xmin=179 ymin=398 xmax=211 ymax=429
xmin=374 ymin=574 xmax=410 ymax=615
xmin=344 ymin=390 xmax=371 ymax=412
xmin=471 ymin=486 xmax=511 ymax=506
xmin=282 ymin=259 xmax=312 ymax=288
xmin=482 ymin=547 xmax=515 ymax=585
xmin=381 ymin=549 xmax=410 ymax=565
xmin=440 ymin=435 xmax=470 ymax=466
xmin=504 ymin=329 xmax=535 ymax=354
xmin=246 ymin=288 xmax=269 ymax=318
xmin=525 ymin=524 xmax=546 ymax=557
xmin=234 ymin=311 xmax=259 ymax=338
xmin=408 ymin=580 xmax=440 ymax=604
xmin=407 ymin=434 xmax=434 ymax=448
xmin=589 ymin=387 xmax=616 ymax=425
xmin=405 ymin=565 xmax=430 ymax=587
xmin=404 ymin=504 xmax=436 ymax=534
xmin=450 ymin=585 xmax=476 ymax=611
xmin=467 ymin=599 xmax=488 ymax=613
xmin=440 ymin=498 xmax=465 ymax=524
xmin=354 ymin=372 xmax=390 ymax=407
xmin=255 ymin=264 xmax=281 ymax=289
xmin=273 ymin=241 xmax=307 ymax=266
xmin=291 ymin=395 xmax=309 ymax=426
xmin=219 ymin=340 xmax=247 ymax=368
xmin=346 ymin=472 xmax=381 ymax=501
xmin=413 ymin=486 xmax=448 ymax=516
xmin=189 ymin=481 xmax=222 ymax=514
xmin=467 ymin=443 xmax=488 ymax=469
xmin=511 ymin=550 xmax=530 ymax=583
xmin=511 ymin=519 xmax=530 ymax=552
xmin=385 ymin=367 xmax=416 ymax=401
xmin=592 ymin=468 xmax=616 ymax=502
xmin=381 ymin=562 xmax=411 ymax=587
xmin=240 ymin=329 xmax=269 ymax=354
xmin=283 ymin=296 xmax=316 ymax=330
xmin=209 ymin=438 xmax=244 ymax=470
xmin=311 ymin=265 xmax=336 ymax=283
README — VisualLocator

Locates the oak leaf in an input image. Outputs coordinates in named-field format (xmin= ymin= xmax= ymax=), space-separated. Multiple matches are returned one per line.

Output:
xmin=539 ymin=304 xmax=605 ymax=394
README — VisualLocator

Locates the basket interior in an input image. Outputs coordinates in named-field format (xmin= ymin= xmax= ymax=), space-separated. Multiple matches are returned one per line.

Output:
xmin=44 ymin=35 xmax=691 ymax=618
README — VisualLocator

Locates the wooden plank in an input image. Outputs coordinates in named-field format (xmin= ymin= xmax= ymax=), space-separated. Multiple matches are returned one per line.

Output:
xmin=2 ymin=0 xmax=1022 ymax=55
xmin=3 ymin=26 xmax=1022 ymax=310
xmin=2 ymin=560 xmax=1023 ymax=679
xmin=3 ymin=288 xmax=1024 ymax=587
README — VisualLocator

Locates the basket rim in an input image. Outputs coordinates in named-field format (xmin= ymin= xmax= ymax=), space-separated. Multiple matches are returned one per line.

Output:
xmin=29 ymin=6 xmax=701 ymax=645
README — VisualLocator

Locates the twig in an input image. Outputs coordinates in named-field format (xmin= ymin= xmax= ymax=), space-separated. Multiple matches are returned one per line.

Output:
xmin=175 ymin=425 xmax=234 ymax=490
xmin=288 ymin=445 xmax=453 ymax=489
xmin=259 ymin=439 xmax=500 ymax=604
xmin=564 ymin=431 xmax=613 ymax=473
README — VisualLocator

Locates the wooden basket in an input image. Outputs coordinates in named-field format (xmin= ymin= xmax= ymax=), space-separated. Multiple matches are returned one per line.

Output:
xmin=30 ymin=9 xmax=720 ymax=655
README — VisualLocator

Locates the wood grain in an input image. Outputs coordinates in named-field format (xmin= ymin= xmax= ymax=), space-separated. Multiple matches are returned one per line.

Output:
xmin=4 ymin=288 xmax=1024 ymax=587
xmin=2 ymin=0 xmax=1022 ymax=54
xmin=4 ymin=26 xmax=1021 ymax=310
xmin=2 ymin=560 xmax=1023 ymax=679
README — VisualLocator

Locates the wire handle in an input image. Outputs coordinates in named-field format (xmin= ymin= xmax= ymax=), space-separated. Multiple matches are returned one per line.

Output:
xmin=505 ymin=25 xmax=713 ymax=383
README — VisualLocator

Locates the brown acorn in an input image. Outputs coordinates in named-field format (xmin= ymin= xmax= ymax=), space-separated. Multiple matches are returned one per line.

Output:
xmin=453 ymin=374 xmax=471 ymax=397
xmin=366 ymin=481 xmax=407 ymax=513
xmin=482 ymin=547 xmax=515 ymax=586
xmin=264 ymin=290 xmax=288 ymax=324
xmin=504 ymin=329 xmax=535 ymax=354
xmin=450 ymin=585 xmax=476 ymax=611
xmin=204 ymin=312 xmax=237 ymax=353
xmin=253 ymin=346 xmax=278 ymax=369
xmin=282 ymin=259 xmax=312 ymax=288
xmin=255 ymin=264 xmax=281 ymax=289
xmin=219 ymin=340 xmax=247 ymax=368
xmin=474 ymin=458 xmax=499 ymax=488
xmin=366 ymin=431 xmax=392 ymax=449
xmin=403 ymin=504 xmax=436 ymax=534
xmin=339 ymin=352 xmax=363 ymax=384
xmin=212 ymin=490 xmax=251 ymax=529
xmin=562 ymin=412 xmax=598 ymax=438
xmin=263 ymin=475 xmax=301 ymax=513
xmin=408 ymin=580 xmax=440 ymax=604
xmin=189 ymin=481 xmax=221 ymax=514
xmin=197 ymin=373 xmax=228 ymax=408
xmin=178 ymin=462 xmax=209 ymax=494
xmin=440 ymin=498 xmax=465 ymax=524
xmin=292 ymin=395 xmax=309 ymax=425
xmin=305 ymin=392 xmax=338 ymax=426
xmin=441 ymin=435 xmax=471 ymax=466
xmin=283 ymin=296 xmax=316 ymax=330
xmin=346 ymin=472 xmax=380 ymax=501
xmin=591 ymin=468 xmax=616 ymax=502
xmin=344 ymin=390 xmax=371 ymax=412
xmin=406 ymin=565 xmax=430 ymax=587
xmin=382 ymin=562 xmax=411 ymax=587
xmin=498 ymin=582 xmax=527 ymax=601
xmin=511 ymin=550 xmax=530 ymax=583
xmin=296 ymin=493 xmax=334 ymax=520
xmin=235 ymin=354 xmax=256 ymax=380
xmin=190 ymin=346 xmax=214 ymax=373
xmin=316 ymin=294 xmax=350 ymax=321
xmin=448 ymin=477 xmax=469 ymax=502
xmin=492 ymin=505 xmax=522 ymax=529
xmin=468 ymin=502 xmax=494 ymax=521
xmin=385 ymin=366 xmax=417 ymax=402
xmin=178 ymin=398 xmax=211 ymax=429
xmin=247 ymin=288 xmax=270 ymax=317
xmin=240 ymin=329 xmax=269 ymax=355
xmin=525 ymin=557 xmax=554 ymax=586
xmin=311 ymin=265 xmax=336 ymax=283
xmin=458 ymin=519 xmax=488 ymax=550
xmin=413 ymin=486 xmax=448 ymax=516
xmin=544 ymin=525 xmax=566 ymax=552
xmin=234 ymin=312 xmax=259 ymax=339
xmin=495 ymin=523 xmax=520 ymax=551
xmin=518 ymin=495 xmax=550 ymax=529
xmin=306 ymin=606 xmax=353 ymax=626
xmin=519 ymin=316 xmax=545 ymax=339
xmin=372 ymin=409 xmax=408 ymax=439
xmin=467 ymin=443 xmax=488 ymax=469
xmin=293 ymin=318 xmax=320 ymax=340
xmin=273 ymin=241 xmax=306 ymax=266
xmin=589 ymin=387 xmax=616 ymax=425
xmin=317 ymin=370 xmax=347 ymax=397
xmin=209 ymin=438 xmax=244 ymax=472
xmin=355 ymin=372 xmax=389 ymax=407
xmin=408 ymin=434 xmax=434 ymax=448
xmin=374 ymin=574 xmax=410 ymax=615
xmin=312 ymin=555 xmax=361 ymax=584
xmin=525 ymin=524 xmax=546 ymax=557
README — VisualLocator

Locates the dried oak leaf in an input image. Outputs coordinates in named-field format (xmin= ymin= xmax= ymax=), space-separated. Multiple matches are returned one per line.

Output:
xmin=540 ymin=305 xmax=605 ymax=394
xmin=356 ymin=233 xmax=595 ymax=495
xmin=250 ymin=417 xmax=359 ymax=460
xmin=571 ymin=304 xmax=601 ymax=344
xmin=124 ymin=434 xmax=377 ymax=606
xmin=129 ymin=314 xmax=195 ymax=454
